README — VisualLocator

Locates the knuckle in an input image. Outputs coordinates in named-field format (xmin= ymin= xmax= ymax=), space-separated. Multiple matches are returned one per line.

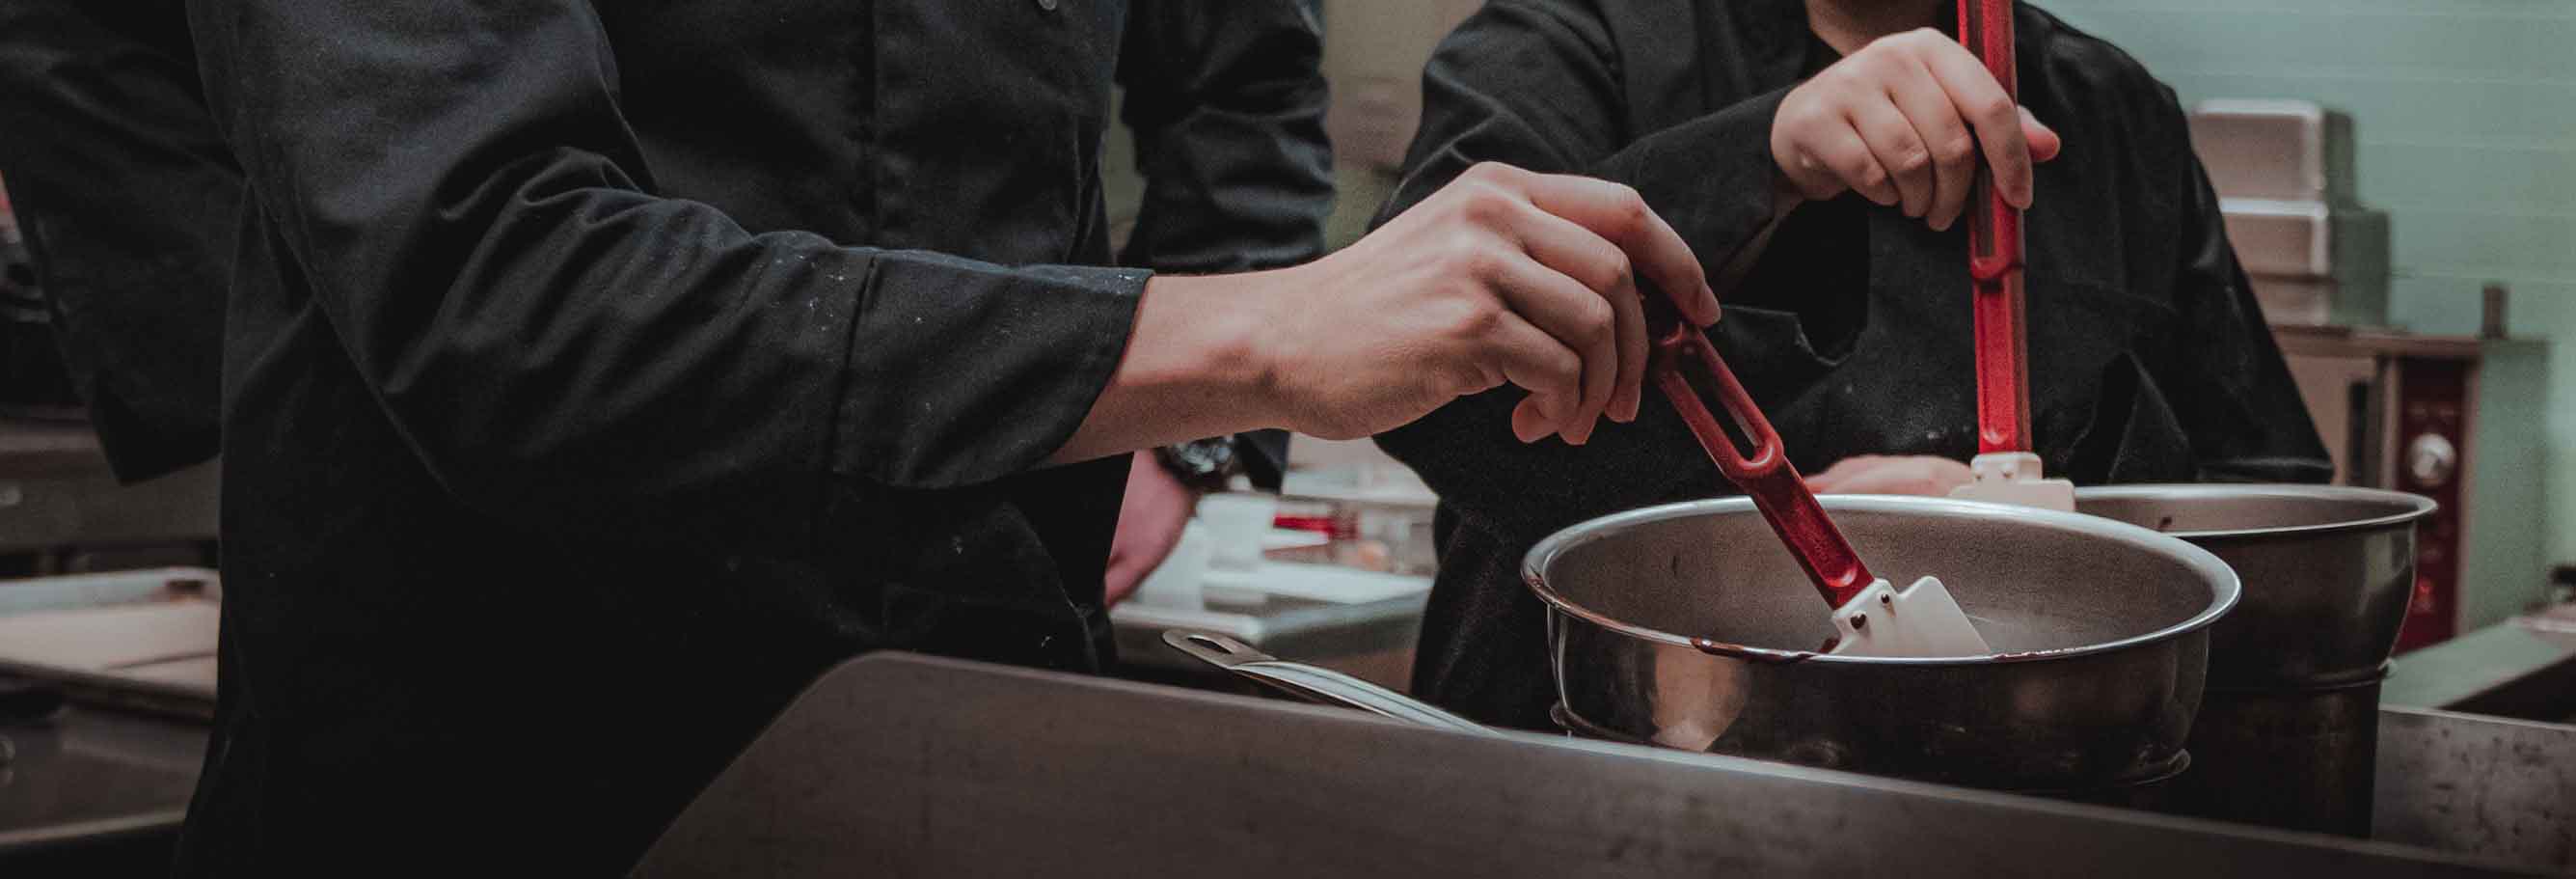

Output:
xmin=1890 ymin=146 xmax=1932 ymax=174
xmin=1937 ymin=133 xmax=1977 ymax=162
xmin=1449 ymin=239 xmax=1504 ymax=279
xmin=1463 ymin=244 xmax=1504 ymax=278
xmin=1608 ymin=185 xmax=1651 ymax=231
xmin=1849 ymin=160 xmax=1887 ymax=188
xmin=1543 ymin=352 xmax=1581 ymax=388
xmin=1582 ymin=299 xmax=1616 ymax=345
xmin=1445 ymin=299 xmax=1501 ymax=339
xmin=1462 ymin=182 xmax=1520 ymax=224
xmin=1793 ymin=106 xmax=1833 ymax=136
xmin=1464 ymin=161 xmax=1520 ymax=188
xmin=1972 ymin=96 xmax=2017 ymax=123
xmin=1858 ymin=48 xmax=1908 ymax=77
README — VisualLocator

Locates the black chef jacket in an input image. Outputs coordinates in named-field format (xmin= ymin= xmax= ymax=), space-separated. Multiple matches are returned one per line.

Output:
xmin=175 ymin=0 xmax=1327 ymax=874
xmin=1372 ymin=0 xmax=2331 ymax=729
xmin=0 ymin=0 xmax=231 ymax=481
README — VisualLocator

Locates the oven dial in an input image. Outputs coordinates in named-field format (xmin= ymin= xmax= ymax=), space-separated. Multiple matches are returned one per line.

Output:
xmin=2405 ymin=433 xmax=2457 ymax=487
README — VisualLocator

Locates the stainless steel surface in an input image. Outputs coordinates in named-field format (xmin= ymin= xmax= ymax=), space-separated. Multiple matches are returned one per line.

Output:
xmin=0 ymin=420 xmax=219 ymax=558
xmin=2168 ymin=678 xmax=2387 ymax=836
xmin=642 ymin=653 xmax=2535 ymax=878
xmin=2376 ymin=706 xmax=2576 ymax=871
xmin=1158 ymin=630 xmax=1494 ymax=737
xmin=2188 ymin=99 xmax=2355 ymax=202
xmin=0 ymin=701 xmax=203 ymax=863
xmin=2387 ymin=607 xmax=2576 ymax=721
xmin=2075 ymin=484 xmax=2435 ymax=689
xmin=2077 ymin=485 xmax=2477 ymax=838
xmin=1109 ymin=591 xmax=1425 ymax=691
xmin=2186 ymin=99 xmax=2390 ymax=328
xmin=1520 ymin=496 xmax=2237 ymax=791
xmin=2218 ymin=200 xmax=2391 ymax=327
xmin=2218 ymin=200 xmax=2380 ymax=278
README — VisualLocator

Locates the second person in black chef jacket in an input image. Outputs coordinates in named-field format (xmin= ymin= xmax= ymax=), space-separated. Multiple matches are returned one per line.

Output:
xmin=0 ymin=0 xmax=232 ymax=481
xmin=175 ymin=0 xmax=1722 ymax=874
xmin=1373 ymin=0 xmax=2332 ymax=729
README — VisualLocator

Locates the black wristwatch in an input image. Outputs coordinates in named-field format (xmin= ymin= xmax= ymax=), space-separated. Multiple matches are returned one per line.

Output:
xmin=1153 ymin=437 xmax=1240 ymax=493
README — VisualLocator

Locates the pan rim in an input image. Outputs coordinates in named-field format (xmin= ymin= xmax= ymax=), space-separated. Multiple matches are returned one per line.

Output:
xmin=2071 ymin=483 xmax=2437 ymax=540
xmin=1520 ymin=494 xmax=2242 ymax=667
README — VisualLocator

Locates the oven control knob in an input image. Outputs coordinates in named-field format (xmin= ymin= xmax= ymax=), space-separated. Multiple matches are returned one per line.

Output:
xmin=2405 ymin=433 xmax=2457 ymax=488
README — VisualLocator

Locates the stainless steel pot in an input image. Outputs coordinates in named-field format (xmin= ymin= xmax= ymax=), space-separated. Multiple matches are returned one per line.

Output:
xmin=2074 ymin=484 xmax=2433 ymax=689
xmin=1521 ymin=496 xmax=2239 ymax=792
xmin=2074 ymin=483 xmax=2433 ymax=836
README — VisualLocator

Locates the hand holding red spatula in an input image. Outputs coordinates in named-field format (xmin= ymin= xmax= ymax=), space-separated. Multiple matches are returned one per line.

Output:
xmin=1646 ymin=291 xmax=1992 ymax=657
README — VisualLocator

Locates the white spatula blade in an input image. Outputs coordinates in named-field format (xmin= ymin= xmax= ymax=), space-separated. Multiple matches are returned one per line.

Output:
xmin=1948 ymin=452 xmax=2074 ymax=512
xmin=1827 ymin=576 xmax=1993 ymax=658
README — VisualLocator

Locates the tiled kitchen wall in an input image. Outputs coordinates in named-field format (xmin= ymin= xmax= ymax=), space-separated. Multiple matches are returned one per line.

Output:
xmin=2041 ymin=0 xmax=2575 ymax=566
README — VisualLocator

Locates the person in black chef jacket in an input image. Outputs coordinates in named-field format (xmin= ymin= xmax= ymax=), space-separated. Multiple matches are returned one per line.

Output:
xmin=168 ymin=0 xmax=1723 ymax=874
xmin=1373 ymin=0 xmax=2333 ymax=729
xmin=0 ymin=1 xmax=232 ymax=481
xmin=0 ymin=0 xmax=1302 ymax=583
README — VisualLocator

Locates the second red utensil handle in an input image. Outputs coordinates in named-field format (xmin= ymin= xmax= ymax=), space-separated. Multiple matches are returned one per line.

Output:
xmin=1962 ymin=0 xmax=2029 ymax=454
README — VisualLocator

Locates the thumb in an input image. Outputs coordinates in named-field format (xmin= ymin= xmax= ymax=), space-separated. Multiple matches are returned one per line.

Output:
xmin=2020 ymin=106 xmax=2063 ymax=163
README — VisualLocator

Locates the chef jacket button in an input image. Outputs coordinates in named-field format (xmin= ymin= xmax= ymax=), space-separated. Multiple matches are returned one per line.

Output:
xmin=1037 ymin=0 xmax=1058 ymax=10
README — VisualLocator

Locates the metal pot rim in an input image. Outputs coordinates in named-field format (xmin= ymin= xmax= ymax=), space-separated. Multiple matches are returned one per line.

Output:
xmin=2074 ymin=483 xmax=2437 ymax=540
xmin=1520 ymin=495 xmax=2242 ymax=667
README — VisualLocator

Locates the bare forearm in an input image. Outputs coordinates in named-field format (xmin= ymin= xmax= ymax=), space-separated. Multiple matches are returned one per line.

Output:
xmin=1045 ymin=273 xmax=1282 ymax=465
xmin=1046 ymin=163 xmax=1716 ymax=468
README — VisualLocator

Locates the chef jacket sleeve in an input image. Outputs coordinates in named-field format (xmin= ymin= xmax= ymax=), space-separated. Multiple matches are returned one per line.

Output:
xmin=0 ymin=0 xmax=230 ymax=481
xmin=1116 ymin=0 xmax=1334 ymax=275
xmin=2149 ymin=94 xmax=2335 ymax=484
xmin=1368 ymin=0 xmax=1790 ymax=534
xmin=1117 ymin=0 xmax=1335 ymax=488
xmin=182 ymin=0 xmax=1146 ymax=524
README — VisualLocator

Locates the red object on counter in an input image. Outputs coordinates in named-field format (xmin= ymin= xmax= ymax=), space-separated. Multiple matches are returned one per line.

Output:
xmin=1960 ymin=0 xmax=2032 ymax=455
xmin=1271 ymin=512 xmax=1351 ymax=539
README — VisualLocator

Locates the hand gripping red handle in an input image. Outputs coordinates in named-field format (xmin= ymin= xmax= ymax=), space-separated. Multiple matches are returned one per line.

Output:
xmin=1647 ymin=301 xmax=1874 ymax=609
xmin=1961 ymin=0 xmax=2030 ymax=455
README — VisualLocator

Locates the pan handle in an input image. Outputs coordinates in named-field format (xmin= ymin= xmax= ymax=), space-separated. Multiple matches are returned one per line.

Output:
xmin=1159 ymin=630 xmax=1500 ymax=737
xmin=1646 ymin=307 xmax=1875 ymax=609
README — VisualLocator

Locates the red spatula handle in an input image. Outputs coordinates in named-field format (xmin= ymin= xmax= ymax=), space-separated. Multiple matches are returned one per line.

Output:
xmin=1649 ymin=318 xmax=1875 ymax=609
xmin=1961 ymin=0 xmax=2030 ymax=454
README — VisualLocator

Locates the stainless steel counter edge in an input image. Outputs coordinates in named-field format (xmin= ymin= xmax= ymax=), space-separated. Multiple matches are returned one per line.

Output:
xmin=640 ymin=652 xmax=2543 ymax=878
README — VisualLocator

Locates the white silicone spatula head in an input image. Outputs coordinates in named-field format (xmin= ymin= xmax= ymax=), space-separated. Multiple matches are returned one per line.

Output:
xmin=1826 ymin=575 xmax=1993 ymax=657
